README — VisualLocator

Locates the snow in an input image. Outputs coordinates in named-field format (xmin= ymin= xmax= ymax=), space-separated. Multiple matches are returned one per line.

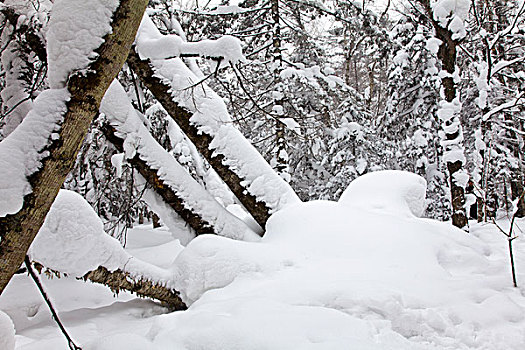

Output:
xmin=134 ymin=15 xmax=301 ymax=213
xmin=100 ymin=80 xmax=260 ymax=243
xmin=137 ymin=33 xmax=244 ymax=67
xmin=110 ymin=153 xmax=125 ymax=178
xmin=30 ymin=190 xmax=173 ymax=289
xmin=136 ymin=15 xmax=244 ymax=67
xmin=436 ymin=98 xmax=467 ymax=173
xmin=431 ymin=0 xmax=470 ymax=40
xmin=150 ymin=170 xmax=525 ymax=349
xmin=46 ymin=0 xmax=119 ymax=88
xmin=425 ymin=37 xmax=442 ymax=55
xmin=87 ymin=333 xmax=155 ymax=350
xmin=30 ymin=189 xmax=124 ymax=276
xmin=0 ymin=310 xmax=15 ymax=350
xmin=339 ymin=170 xmax=427 ymax=217
xmin=413 ymin=129 xmax=429 ymax=147
xmin=206 ymin=5 xmax=248 ymax=15
xmin=2 ymin=170 xmax=525 ymax=349
xmin=0 ymin=89 xmax=69 ymax=217
xmin=280 ymin=64 xmax=344 ymax=89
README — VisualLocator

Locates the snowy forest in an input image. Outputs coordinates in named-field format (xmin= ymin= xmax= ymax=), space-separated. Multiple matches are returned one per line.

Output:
xmin=0 ymin=0 xmax=525 ymax=348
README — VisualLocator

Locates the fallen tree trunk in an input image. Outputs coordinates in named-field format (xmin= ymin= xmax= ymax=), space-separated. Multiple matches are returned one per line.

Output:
xmin=127 ymin=51 xmax=273 ymax=228
xmin=101 ymin=124 xmax=215 ymax=237
xmin=99 ymin=80 xmax=260 ymax=242
xmin=82 ymin=266 xmax=186 ymax=310
xmin=31 ymin=261 xmax=186 ymax=310
xmin=0 ymin=0 xmax=149 ymax=295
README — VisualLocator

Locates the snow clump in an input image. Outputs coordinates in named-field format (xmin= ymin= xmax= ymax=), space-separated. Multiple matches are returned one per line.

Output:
xmin=47 ymin=0 xmax=119 ymax=88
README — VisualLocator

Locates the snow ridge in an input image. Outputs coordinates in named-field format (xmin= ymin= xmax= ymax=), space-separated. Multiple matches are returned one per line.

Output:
xmin=100 ymin=80 xmax=260 ymax=244
xmin=135 ymin=15 xmax=301 ymax=213
xmin=46 ymin=0 xmax=120 ymax=88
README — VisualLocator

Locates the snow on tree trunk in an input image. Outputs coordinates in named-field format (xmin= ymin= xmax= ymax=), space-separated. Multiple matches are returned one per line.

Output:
xmin=100 ymin=80 xmax=261 ymax=243
xmin=270 ymin=0 xmax=290 ymax=182
xmin=0 ymin=0 xmax=149 ymax=295
xmin=29 ymin=189 xmax=186 ymax=309
xmin=420 ymin=0 xmax=469 ymax=229
xmin=127 ymin=15 xmax=301 ymax=229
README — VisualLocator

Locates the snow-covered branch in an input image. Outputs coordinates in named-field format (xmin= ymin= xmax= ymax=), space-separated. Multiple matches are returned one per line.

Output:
xmin=128 ymin=15 xmax=301 ymax=229
xmin=100 ymin=80 xmax=261 ymax=244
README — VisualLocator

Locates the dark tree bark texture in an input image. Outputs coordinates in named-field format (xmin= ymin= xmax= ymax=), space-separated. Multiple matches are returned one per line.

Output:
xmin=127 ymin=50 xmax=272 ymax=229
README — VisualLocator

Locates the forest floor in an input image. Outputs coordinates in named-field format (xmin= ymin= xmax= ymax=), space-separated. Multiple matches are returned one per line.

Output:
xmin=1 ymin=213 xmax=524 ymax=349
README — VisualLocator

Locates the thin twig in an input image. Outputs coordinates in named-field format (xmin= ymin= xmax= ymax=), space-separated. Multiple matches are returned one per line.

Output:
xmin=24 ymin=256 xmax=82 ymax=350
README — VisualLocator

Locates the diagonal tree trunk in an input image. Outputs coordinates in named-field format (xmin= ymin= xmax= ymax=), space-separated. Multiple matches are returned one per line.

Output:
xmin=127 ymin=51 xmax=275 ymax=228
xmin=101 ymin=123 xmax=215 ymax=236
xmin=0 ymin=0 xmax=149 ymax=295
xmin=82 ymin=266 xmax=186 ymax=310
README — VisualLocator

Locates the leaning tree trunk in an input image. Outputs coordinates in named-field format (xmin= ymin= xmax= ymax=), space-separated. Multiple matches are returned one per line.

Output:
xmin=127 ymin=51 xmax=275 ymax=228
xmin=83 ymin=266 xmax=186 ymax=310
xmin=0 ymin=0 xmax=148 ymax=295
xmin=101 ymin=124 xmax=215 ymax=236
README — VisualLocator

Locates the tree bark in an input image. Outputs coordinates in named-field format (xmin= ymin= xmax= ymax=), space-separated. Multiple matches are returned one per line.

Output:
xmin=511 ymin=178 xmax=525 ymax=218
xmin=0 ymin=0 xmax=149 ymax=295
xmin=101 ymin=123 xmax=216 ymax=236
xmin=127 ymin=51 xmax=272 ymax=228
xmin=82 ymin=266 xmax=186 ymax=310
xmin=419 ymin=0 xmax=469 ymax=229
xmin=31 ymin=261 xmax=186 ymax=310
xmin=270 ymin=0 xmax=289 ymax=179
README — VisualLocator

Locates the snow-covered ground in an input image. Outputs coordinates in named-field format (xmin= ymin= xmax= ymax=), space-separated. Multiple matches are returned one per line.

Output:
xmin=1 ymin=171 xmax=524 ymax=349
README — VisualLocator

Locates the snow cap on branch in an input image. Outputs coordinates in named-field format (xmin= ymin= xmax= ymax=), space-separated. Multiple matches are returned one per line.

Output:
xmin=46 ymin=0 xmax=120 ymax=88
xmin=431 ymin=0 xmax=469 ymax=40
xmin=0 ymin=89 xmax=69 ymax=217
xmin=136 ymin=15 xmax=245 ymax=67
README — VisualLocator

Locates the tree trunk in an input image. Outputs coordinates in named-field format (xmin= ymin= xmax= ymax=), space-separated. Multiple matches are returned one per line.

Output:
xmin=419 ymin=0 xmax=469 ymax=229
xmin=32 ymin=261 xmax=186 ymax=310
xmin=0 ymin=0 xmax=149 ymax=295
xmin=270 ymin=0 xmax=289 ymax=180
xmin=101 ymin=123 xmax=216 ymax=236
xmin=83 ymin=266 xmax=186 ymax=310
xmin=511 ymin=178 xmax=525 ymax=218
xmin=127 ymin=51 xmax=273 ymax=228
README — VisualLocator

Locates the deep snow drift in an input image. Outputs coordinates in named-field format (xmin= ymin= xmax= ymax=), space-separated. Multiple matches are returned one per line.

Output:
xmin=1 ymin=171 xmax=524 ymax=349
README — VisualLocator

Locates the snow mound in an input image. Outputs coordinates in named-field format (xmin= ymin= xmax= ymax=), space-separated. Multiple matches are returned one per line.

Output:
xmin=150 ymin=171 xmax=525 ymax=349
xmin=87 ymin=333 xmax=154 ymax=350
xmin=0 ymin=310 xmax=15 ymax=350
xmin=339 ymin=170 xmax=427 ymax=217
xmin=30 ymin=190 xmax=126 ymax=276
xmin=30 ymin=190 xmax=172 ymax=286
